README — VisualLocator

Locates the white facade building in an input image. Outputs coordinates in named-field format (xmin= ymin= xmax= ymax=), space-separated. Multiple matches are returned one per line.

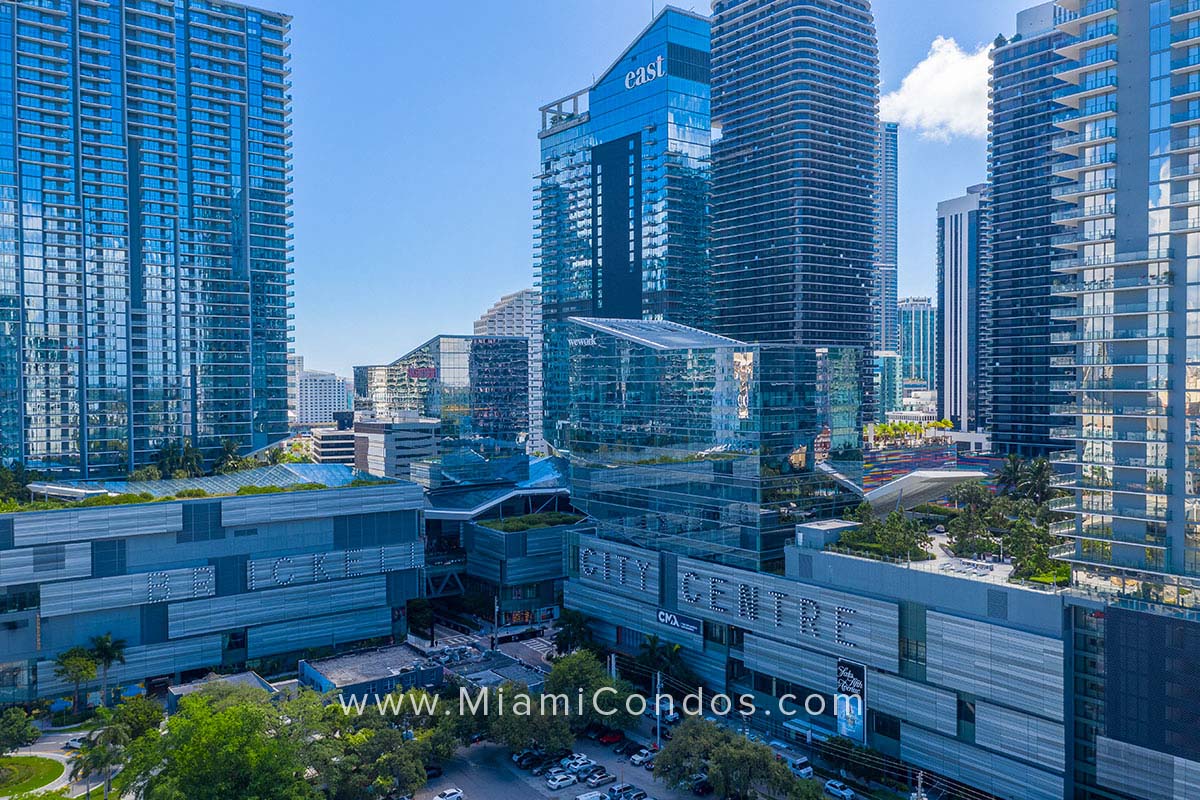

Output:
xmin=296 ymin=369 xmax=352 ymax=426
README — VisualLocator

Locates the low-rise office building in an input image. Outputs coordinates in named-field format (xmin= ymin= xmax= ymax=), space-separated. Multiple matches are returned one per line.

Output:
xmin=0 ymin=465 xmax=425 ymax=705
xmin=354 ymin=415 xmax=440 ymax=480
xmin=299 ymin=644 xmax=443 ymax=701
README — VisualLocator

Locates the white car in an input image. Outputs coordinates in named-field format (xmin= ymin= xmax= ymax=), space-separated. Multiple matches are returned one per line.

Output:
xmin=629 ymin=748 xmax=652 ymax=766
xmin=435 ymin=790 xmax=464 ymax=800
xmin=567 ymin=758 xmax=597 ymax=774
xmin=547 ymin=774 xmax=579 ymax=790
xmin=788 ymin=756 xmax=814 ymax=779
xmin=823 ymin=780 xmax=855 ymax=800
xmin=64 ymin=737 xmax=87 ymax=750
xmin=561 ymin=752 xmax=586 ymax=766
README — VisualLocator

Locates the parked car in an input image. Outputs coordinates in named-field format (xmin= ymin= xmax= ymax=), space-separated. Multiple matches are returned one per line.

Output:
xmin=629 ymin=748 xmax=652 ymax=766
xmin=424 ymin=764 xmax=444 ymax=779
xmin=435 ymin=790 xmax=464 ymax=800
xmin=607 ymin=783 xmax=634 ymax=800
xmin=578 ymin=764 xmax=606 ymax=780
xmin=513 ymin=748 xmax=537 ymax=763
xmin=548 ymin=774 xmax=579 ymax=791
xmin=614 ymin=741 xmax=642 ymax=756
xmin=517 ymin=752 xmax=543 ymax=769
xmin=598 ymin=729 xmax=624 ymax=745
xmin=788 ymin=756 xmax=813 ymax=779
xmin=64 ymin=737 xmax=86 ymax=750
xmin=561 ymin=752 xmax=586 ymax=767
xmin=643 ymin=758 xmax=656 ymax=772
xmin=651 ymin=725 xmax=672 ymax=741
xmin=568 ymin=757 xmax=597 ymax=775
xmin=587 ymin=772 xmax=617 ymax=788
xmin=823 ymin=780 xmax=856 ymax=800
xmin=468 ymin=731 xmax=486 ymax=745
xmin=532 ymin=759 xmax=558 ymax=777
xmin=690 ymin=776 xmax=713 ymax=797
xmin=625 ymin=790 xmax=648 ymax=800
xmin=661 ymin=709 xmax=680 ymax=724
xmin=575 ymin=793 xmax=606 ymax=800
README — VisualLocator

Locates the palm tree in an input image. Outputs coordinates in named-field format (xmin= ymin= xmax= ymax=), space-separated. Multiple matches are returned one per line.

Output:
xmin=637 ymin=634 xmax=666 ymax=670
xmin=89 ymin=633 xmax=127 ymax=708
xmin=213 ymin=438 xmax=245 ymax=474
xmin=90 ymin=713 xmax=130 ymax=800
xmin=996 ymin=454 xmax=1026 ymax=497
xmin=1020 ymin=457 xmax=1058 ymax=506
xmin=552 ymin=609 xmax=591 ymax=655
xmin=70 ymin=739 xmax=103 ymax=797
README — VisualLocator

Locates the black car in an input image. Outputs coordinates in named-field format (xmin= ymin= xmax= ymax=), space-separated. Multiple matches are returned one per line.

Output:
xmin=424 ymin=765 xmax=443 ymax=779
xmin=652 ymin=725 xmax=673 ymax=741
xmin=516 ymin=752 xmax=542 ymax=769
xmin=531 ymin=759 xmax=558 ymax=776
xmin=468 ymin=731 xmax=486 ymax=745
xmin=614 ymin=741 xmax=642 ymax=756
xmin=579 ymin=764 xmax=607 ymax=780
xmin=584 ymin=723 xmax=605 ymax=740
xmin=692 ymin=780 xmax=714 ymax=796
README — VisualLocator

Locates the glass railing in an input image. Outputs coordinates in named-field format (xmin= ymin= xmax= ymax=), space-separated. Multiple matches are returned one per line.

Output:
xmin=1171 ymin=107 xmax=1200 ymax=124
xmin=1050 ymin=177 xmax=1116 ymax=197
xmin=1173 ymin=80 xmax=1200 ymax=97
xmin=1050 ymin=273 xmax=1172 ymax=294
xmin=1172 ymin=52 xmax=1200 ymax=70
xmin=1081 ymin=23 xmax=1120 ymax=41
xmin=1174 ymin=0 xmax=1200 ymax=17
xmin=1052 ymin=378 xmax=1173 ymax=391
xmin=1172 ymin=25 xmax=1200 ymax=43
xmin=1053 ymin=127 xmax=1117 ymax=149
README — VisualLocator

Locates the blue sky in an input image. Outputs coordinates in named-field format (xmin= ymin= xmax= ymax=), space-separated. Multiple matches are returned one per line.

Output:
xmin=278 ymin=0 xmax=1035 ymax=375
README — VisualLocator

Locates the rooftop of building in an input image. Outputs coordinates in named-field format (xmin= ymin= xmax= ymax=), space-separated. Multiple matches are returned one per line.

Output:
xmin=20 ymin=464 xmax=395 ymax=507
xmin=167 ymin=670 xmax=277 ymax=700
xmin=569 ymin=317 xmax=745 ymax=351
xmin=301 ymin=644 xmax=440 ymax=688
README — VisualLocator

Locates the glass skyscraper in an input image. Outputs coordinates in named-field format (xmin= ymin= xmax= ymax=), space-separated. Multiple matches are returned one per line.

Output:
xmin=710 ymin=0 xmax=879 ymax=353
xmin=898 ymin=296 xmax=936 ymax=392
xmin=0 ymin=0 xmax=292 ymax=478
xmin=354 ymin=335 xmax=529 ymax=454
xmin=875 ymin=121 xmax=900 ymax=353
xmin=564 ymin=317 xmax=863 ymax=571
xmin=535 ymin=8 xmax=712 ymax=451
xmin=988 ymin=3 xmax=1073 ymax=457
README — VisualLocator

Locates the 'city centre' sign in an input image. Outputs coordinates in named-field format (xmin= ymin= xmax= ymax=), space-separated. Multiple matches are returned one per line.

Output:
xmin=625 ymin=55 xmax=665 ymax=89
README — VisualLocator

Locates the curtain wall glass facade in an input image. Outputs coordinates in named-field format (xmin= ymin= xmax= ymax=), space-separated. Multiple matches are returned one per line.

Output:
xmin=535 ymin=9 xmax=712 ymax=451
xmin=0 ymin=0 xmax=293 ymax=477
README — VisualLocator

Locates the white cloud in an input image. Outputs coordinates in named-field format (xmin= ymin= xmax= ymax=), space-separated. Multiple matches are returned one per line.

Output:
xmin=881 ymin=36 xmax=992 ymax=142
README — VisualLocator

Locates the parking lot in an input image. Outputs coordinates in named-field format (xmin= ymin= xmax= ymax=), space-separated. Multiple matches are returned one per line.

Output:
xmin=418 ymin=728 xmax=695 ymax=800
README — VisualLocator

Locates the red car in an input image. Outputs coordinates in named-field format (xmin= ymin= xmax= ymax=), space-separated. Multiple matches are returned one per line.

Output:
xmin=598 ymin=730 xmax=624 ymax=745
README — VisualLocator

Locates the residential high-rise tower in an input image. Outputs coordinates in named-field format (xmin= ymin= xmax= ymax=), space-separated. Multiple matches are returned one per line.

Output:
xmin=710 ymin=0 xmax=879 ymax=354
xmin=936 ymin=185 xmax=990 ymax=432
xmin=0 ymin=0 xmax=293 ymax=476
xmin=988 ymin=3 xmax=1073 ymax=457
xmin=875 ymin=121 xmax=900 ymax=352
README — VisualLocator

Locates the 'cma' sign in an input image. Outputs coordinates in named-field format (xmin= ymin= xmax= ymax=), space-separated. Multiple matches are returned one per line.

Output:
xmin=625 ymin=55 xmax=665 ymax=90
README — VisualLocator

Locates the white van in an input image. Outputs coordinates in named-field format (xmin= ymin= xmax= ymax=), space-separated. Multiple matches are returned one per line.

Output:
xmin=789 ymin=756 xmax=814 ymax=779
xmin=575 ymin=792 xmax=606 ymax=800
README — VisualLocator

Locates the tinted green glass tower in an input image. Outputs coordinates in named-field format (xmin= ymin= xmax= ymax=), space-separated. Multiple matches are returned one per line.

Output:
xmin=0 ymin=0 xmax=292 ymax=477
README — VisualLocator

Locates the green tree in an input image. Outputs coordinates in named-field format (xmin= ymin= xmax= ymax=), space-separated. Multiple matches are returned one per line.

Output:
xmin=0 ymin=706 xmax=40 ymax=755
xmin=116 ymin=692 xmax=318 ymax=800
xmin=485 ymin=683 xmax=573 ymax=753
xmin=708 ymin=737 xmax=798 ymax=800
xmin=113 ymin=695 xmax=164 ymax=740
xmin=552 ymin=608 xmax=593 ymax=655
xmin=1020 ymin=456 xmax=1058 ymax=506
xmin=128 ymin=465 xmax=161 ymax=482
xmin=214 ymin=438 xmax=252 ymax=474
xmin=543 ymin=650 xmax=639 ymax=732
xmin=89 ymin=710 xmax=131 ymax=800
xmin=996 ymin=454 xmax=1026 ymax=496
xmin=54 ymin=646 xmax=97 ymax=714
xmin=652 ymin=717 xmax=733 ymax=790
xmin=89 ymin=633 xmax=127 ymax=708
